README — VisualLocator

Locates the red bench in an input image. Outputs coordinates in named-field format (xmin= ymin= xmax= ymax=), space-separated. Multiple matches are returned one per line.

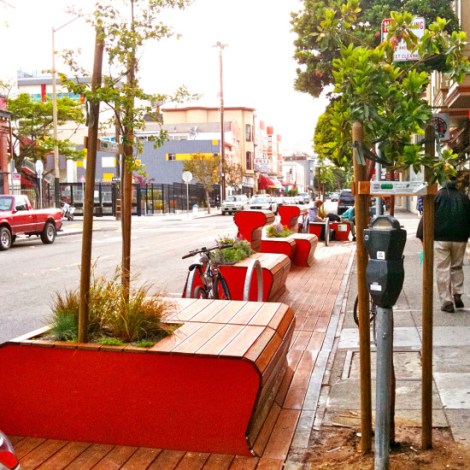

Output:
xmin=234 ymin=210 xmax=275 ymax=252
xmin=290 ymin=233 xmax=318 ymax=267
xmin=277 ymin=205 xmax=307 ymax=233
xmin=260 ymin=237 xmax=297 ymax=260
xmin=0 ymin=299 xmax=295 ymax=456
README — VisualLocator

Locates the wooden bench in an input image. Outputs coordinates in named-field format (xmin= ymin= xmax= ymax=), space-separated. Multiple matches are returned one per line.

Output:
xmin=0 ymin=298 xmax=295 ymax=457
xmin=277 ymin=205 xmax=307 ymax=233
xmin=219 ymin=252 xmax=291 ymax=301
xmin=290 ymin=233 xmax=318 ymax=266
xmin=234 ymin=210 xmax=275 ymax=252
xmin=308 ymin=219 xmax=330 ymax=245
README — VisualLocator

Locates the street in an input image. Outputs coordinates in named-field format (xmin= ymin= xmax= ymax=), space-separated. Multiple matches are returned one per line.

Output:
xmin=0 ymin=214 xmax=237 ymax=343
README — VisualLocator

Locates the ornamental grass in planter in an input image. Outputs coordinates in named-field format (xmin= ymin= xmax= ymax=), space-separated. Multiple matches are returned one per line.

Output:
xmin=265 ymin=223 xmax=294 ymax=238
xmin=48 ymin=267 xmax=178 ymax=347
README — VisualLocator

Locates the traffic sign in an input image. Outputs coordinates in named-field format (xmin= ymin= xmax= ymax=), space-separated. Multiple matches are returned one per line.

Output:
xmin=370 ymin=181 xmax=428 ymax=195
xmin=182 ymin=171 xmax=192 ymax=183
xmin=35 ymin=160 xmax=44 ymax=178
xmin=98 ymin=139 xmax=122 ymax=153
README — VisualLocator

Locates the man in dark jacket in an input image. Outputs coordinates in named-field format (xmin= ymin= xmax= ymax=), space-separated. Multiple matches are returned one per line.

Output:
xmin=417 ymin=177 xmax=470 ymax=312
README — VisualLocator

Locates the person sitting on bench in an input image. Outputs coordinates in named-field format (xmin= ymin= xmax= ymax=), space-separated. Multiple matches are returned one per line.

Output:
xmin=308 ymin=199 xmax=325 ymax=223
xmin=340 ymin=206 xmax=356 ymax=241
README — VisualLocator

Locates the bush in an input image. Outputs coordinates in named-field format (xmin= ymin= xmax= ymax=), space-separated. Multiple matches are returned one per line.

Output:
xmin=266 ymin=223 xmax=294 ymax=238
xmin=212 ymin=235 xmax=254 ymax=264
xmin=49 ymin=267 xmax=178 ymax=344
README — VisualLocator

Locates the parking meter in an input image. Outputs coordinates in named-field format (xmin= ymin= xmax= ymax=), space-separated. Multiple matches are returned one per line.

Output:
xmin=363 ymin=216 xmax=406 ymax=308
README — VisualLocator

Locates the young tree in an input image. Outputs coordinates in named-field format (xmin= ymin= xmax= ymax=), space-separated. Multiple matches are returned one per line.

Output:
xmin=64 ymin=0 xmax=196 ymax=302
xmin=183 ymin=153 xmax=220 ymax=213
xmin=315 ymin=158 xmax=337 ymax=199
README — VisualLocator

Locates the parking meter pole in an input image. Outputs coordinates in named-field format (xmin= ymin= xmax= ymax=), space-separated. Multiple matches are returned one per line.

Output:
xmin=375 ymin=306 xmax=394 ymax=470
xmin=352 ymin=121 xmax=373 ymax=454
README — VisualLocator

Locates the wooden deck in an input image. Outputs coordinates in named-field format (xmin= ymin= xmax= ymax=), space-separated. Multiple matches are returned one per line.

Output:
xmin=11 ymin=241 xmax=355 ymax=470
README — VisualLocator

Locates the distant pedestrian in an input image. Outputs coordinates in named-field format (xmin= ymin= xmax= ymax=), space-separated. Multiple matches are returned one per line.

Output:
xmin=416 ymin=177 xmax=470 ymax=312
xmin=416 ymin=196 xmax=423 ymax=216
xmin=308 ymin=199 xmax=325 ymax=223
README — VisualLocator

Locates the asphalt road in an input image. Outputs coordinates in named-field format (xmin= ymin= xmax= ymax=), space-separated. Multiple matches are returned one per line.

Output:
xmin=0 ymin=214 xmax=237 ymax=344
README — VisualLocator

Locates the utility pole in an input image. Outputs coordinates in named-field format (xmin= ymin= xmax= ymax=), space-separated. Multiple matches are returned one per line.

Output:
xmin=214 ymin=41 xmax=227 ymax=201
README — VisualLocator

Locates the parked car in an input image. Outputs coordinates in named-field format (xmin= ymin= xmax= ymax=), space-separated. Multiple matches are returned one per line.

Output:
xmin=297 ymin=192 xmax=311 ymax=204
xmin=248 ymin=195 xmax=278 ymax=214
xmin=221 ymin=195 xmax=248 ymax=215
xmin=337 ymin=189 xmax=355 ymax=215
xmin=0 ymin=194 xmax=63 ymax=251
xmin=330 ymin=192 xmax=339 ymax=202
xmin=0 ymin=430 xmax=20 ymax=469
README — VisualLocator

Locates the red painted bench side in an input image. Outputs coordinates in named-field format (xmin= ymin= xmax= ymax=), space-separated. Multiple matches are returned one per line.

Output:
xmin=0 ymin=344 xmax=260 ymax=456
xmin=290 ymin=233 xmax=318 ymax=267
xmin=278 ymin=205 xmax=307 ymax=232
xmin=234 ymin=210 xmax=275 ymax=251
xmin=260 ymin=238 xmax=296 ymax=260
xmin=330 ymin=221 xmax=351 ymax=241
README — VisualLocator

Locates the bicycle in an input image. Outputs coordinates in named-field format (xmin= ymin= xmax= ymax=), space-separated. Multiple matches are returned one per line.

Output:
xmin=182 ymin=244 xmax=232 ymax=300
xmin=353 ymin=294 xmax=377 ymax=344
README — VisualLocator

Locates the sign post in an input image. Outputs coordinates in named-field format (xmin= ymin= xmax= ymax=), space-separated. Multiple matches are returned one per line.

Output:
xmin=35 ymin=160 xmax=44 ymax=209
xmin=182 ymin=171 xmax=192 ymax=213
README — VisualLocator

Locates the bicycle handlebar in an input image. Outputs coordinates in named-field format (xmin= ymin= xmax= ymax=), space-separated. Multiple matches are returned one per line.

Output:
xmin=182 ymin=244 xmax=233 ymax=259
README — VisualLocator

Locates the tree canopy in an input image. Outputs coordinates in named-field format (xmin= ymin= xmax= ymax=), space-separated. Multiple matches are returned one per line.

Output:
xmin=292 ymin=0 xmax=460 ymax=97
xmin=6 ymin=92 xmax=85 ymax=185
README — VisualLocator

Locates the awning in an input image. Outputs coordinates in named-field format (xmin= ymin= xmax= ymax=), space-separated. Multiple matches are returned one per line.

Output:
xmin=257 ymin=174 xmax=276 ymax=190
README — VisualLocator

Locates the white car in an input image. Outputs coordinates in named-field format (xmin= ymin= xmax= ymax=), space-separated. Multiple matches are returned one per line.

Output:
xmin=248 ymin=195 xmax=278 ymax=214
xmin=221 ymin=195 xmax=248 ymax=215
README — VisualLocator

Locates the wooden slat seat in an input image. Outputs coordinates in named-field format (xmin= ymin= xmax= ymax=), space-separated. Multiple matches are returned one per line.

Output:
xmin=0 ymin=298 xmax=295 ymax=457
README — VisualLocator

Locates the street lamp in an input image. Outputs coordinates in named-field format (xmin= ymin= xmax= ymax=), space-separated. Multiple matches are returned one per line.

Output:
xmin=214 ymin=41 xmax=227 ymax=201
xmin=51 ymin=16 xmax=80 ymax=207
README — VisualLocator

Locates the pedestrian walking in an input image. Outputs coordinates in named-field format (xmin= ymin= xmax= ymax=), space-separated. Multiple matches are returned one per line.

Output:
xmin=416 ymin=176 xmax=470 ymax=312
xmin=416 ymin=195 xmax=423 ymax=216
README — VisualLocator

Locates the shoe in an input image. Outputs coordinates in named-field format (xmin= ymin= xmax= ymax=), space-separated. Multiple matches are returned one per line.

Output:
xmin=441 ymin=302 xmax=455 ymax=313
xmin=454 ymin=294 xmax=464 ymax=309
xmin=352 ymin=236 xmax=356 ymax=241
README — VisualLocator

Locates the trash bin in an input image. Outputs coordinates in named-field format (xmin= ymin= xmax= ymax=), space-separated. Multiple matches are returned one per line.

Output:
xmin=192 ymin=204 xmax=198 ymax=215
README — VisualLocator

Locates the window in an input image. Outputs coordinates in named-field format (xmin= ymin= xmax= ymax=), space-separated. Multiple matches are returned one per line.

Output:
xmin=167 ymin=153 xmax=176 ymax=161
xmin=245 ymin=124 xmax=252 ymax=142
xmin=246 ymin=151 xmax=252 ymax=170
xmin=15 ymin=196 xmax=28 ymax=211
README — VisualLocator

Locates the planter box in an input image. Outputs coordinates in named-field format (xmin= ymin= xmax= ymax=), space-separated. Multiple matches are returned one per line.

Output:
xmin=330 ymin=221 xmax=351 ymax=241
xmin=261 ymin=237 xmax=297 ymax=260
xmin=219 ymin=252 xmax=291 ymax=301
xmin=0 ymin=298 xmax=295 ymax=457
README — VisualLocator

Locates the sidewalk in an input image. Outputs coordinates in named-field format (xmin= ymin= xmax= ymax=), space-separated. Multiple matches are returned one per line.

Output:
xmin=315 ymin=209 xmax=470 ymax=451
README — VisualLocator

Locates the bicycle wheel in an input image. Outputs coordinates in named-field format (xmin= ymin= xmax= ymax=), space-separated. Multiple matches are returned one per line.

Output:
xmin=213 ymin=275 xmax=231 ymax=300
xmin=184 ymin=265 xmax=203 ymax=298
xmin=193 ymin=286 xmax=207 ymax=299
xmin=353 ymin=294 xmax=376 ymax=326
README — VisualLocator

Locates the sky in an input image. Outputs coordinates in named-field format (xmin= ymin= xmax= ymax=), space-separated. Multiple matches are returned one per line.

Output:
xmin=1 ymin=0 xmax=329 ymax=154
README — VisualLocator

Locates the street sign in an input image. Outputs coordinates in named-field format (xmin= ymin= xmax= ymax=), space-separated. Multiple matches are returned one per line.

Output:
xmin=182 ymin=171 xmax=192 ymax=183
xmin=370 ymin=181 xmax=428 ymax=195
xmin=381 ymin=17 xmax=425 ymax=62
xmin=35 ymin=160 xmax=44 ymax=178
xmin=98 ymin=139 xmax=121 ymax=153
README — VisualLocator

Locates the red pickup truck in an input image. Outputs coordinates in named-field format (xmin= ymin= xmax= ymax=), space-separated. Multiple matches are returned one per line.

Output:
xmin=0 ymin=194 xmax=63 ymax=251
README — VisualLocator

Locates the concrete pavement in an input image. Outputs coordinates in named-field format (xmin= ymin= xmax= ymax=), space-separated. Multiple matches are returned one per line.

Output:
xmin=317 ymin=209 xmax=470 ymax=447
